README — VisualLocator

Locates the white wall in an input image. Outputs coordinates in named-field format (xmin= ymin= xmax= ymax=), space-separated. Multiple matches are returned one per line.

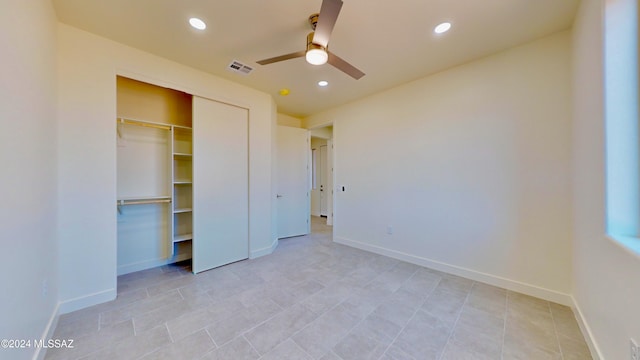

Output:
xmin=572 ymin=0 xmax=640 ymax=358
xmin=305 ymin=31 xmax=573 ymax=303
xmin=0 ymin=1 xmax=59 ymax=359
xmin=57 ymin=24 xmax=276 ymax=313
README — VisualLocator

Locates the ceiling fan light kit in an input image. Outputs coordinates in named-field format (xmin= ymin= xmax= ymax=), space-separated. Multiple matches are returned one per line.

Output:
xmin=305 ymin=32 xmax=328 ymax=65
xmin=306 ymin=48 xmax=328 ymax=65
xmin=256 ymin=0 xmax=365 ymax=80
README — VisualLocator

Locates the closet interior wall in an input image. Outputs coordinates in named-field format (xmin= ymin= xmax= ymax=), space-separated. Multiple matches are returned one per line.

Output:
xmin=116 ymin=76 xmax=193 ymax=275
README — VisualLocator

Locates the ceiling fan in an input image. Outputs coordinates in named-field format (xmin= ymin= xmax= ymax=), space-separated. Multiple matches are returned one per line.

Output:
xmin=256 ymin=0 xmax=365 ymax=80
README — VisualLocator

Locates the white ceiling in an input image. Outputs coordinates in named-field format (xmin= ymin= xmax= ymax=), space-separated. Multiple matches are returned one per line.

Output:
xmin=52 ymin=0 xmax=580 ymax=118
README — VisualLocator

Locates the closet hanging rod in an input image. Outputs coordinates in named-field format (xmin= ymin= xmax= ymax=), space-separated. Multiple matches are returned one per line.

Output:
xmin=117 ymin=117 xmax=172 ymax=131
xmin=117 ymin=197 xmax=171 ymax=214
xmin=117 ymin=199 xmax=172 ymax=206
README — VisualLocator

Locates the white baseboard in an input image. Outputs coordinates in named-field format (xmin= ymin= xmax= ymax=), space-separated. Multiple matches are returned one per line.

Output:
xmin=33 ymin=303 xmax=60 ymax=360
xmin=58 ymin=288 xmax=117 ymax=315
xmin=571 ymin=297 xmax=603 ymax=360
xmin=250 ymin=238 xmax=279 ymax=259
xmin=334 ymin=236 xmax=573 ymax=306
xmin=117 ymin=253 xmax=192 ymax=276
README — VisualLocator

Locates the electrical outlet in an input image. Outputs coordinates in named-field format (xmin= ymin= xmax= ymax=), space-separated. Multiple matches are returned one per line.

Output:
xmin=386 ymin=225 xmax=393 ymax=235
xmin=631 ymin=339 xmax=639 ymax=360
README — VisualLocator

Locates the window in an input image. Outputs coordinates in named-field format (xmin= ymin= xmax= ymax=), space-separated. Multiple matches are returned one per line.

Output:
xmin=604 ymin=0 xmax=640 ymax=254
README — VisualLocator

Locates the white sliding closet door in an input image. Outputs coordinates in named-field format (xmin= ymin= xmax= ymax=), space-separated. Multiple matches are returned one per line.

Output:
xmin=192 ymin=97 xmax=249 ymax=274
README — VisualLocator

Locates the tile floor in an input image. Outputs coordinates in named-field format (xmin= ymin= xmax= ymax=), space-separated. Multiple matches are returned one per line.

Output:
xmin=46 ymin=217 xmax=593 ymax=360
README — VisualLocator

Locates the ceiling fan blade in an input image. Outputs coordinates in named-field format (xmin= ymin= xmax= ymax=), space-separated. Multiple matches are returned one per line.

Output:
xmin=328 ymin=52 xmax=365 ymax=80
xmin=256 ymin=50 xmax=306 ymax=65
xmin=313 ymin=0 xmax=343 ymax=48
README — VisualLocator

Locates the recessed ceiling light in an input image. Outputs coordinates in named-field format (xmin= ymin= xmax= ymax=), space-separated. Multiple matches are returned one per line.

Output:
xmin=434 ymin=22 xmax=451 ymax=34
xmin=318 ymin=80 xmax=329 ymax=87
xmin=279 ymin=88 xmax=290 ymax=96
xmin=189 ymin=18 xmax=206 ymax=30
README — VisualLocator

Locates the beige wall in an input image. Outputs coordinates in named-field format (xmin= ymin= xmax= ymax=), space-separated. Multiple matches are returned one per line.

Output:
xmin=306 ymin=31 xmax=573 ymax=304
xmin=277 ymin=113 xmax=302 ymax=128
xmin=310 ymin=127 xmax=333 ymax=140
xmin=116 ymin=76 xmax=193 ymax=126
xmin=0 ymin=1 xmax=59 ymax=359
xmin=57 ymin=24 xmax=276 ymax=313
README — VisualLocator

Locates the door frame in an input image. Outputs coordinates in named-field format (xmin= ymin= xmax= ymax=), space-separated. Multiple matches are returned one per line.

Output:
xmin=308 ymin=124 xmax=335 ymax=229
xmin=326 ymin=139 xmax=334 ymax=226
xmin=320 ymin=144 xmax=328 ymax=217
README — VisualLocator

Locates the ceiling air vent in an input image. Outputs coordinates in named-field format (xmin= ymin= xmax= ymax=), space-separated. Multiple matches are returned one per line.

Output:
xmin=227 ymin=60 xmax=254 ymax=75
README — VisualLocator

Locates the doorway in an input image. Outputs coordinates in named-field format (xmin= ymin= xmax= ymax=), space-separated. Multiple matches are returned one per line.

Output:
xmin=310 ymin=125 xmax=333 ymax=226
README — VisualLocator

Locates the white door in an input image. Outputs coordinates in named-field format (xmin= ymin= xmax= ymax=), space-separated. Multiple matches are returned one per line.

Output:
xmin=277 ymin=126 xmax=310 ymax=238
xmin=326 ymin=139 xmax=334 ymax=226
xmin=320 ymin=145 xmax=328 ymax=216
xmin=192 ymin=97 xmax=248 ymax=273
xmin=310 ymin=144 xmax=322 ymax=216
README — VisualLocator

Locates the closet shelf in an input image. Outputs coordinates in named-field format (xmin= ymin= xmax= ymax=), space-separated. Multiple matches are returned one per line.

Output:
xmin=173 ymin=234 xmax=193 ymax=243
xmin=173 ymin=181 xmax=193 ymax=185
xmin=173 ymin=153 xmax=193 ymax=158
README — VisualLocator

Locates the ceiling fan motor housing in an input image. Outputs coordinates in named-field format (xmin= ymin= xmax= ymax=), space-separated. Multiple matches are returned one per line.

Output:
xmin=307 ymin=32 xmax=326 ymax=51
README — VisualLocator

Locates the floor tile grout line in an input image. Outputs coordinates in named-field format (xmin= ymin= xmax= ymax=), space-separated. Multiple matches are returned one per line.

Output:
xmin=549 ymin=301 xmax=565 ymax=360
xmin=204 ymin=327 xmax=220 ymax=349
xmin=100 ymin=289 xmax=184 ymax=328
xmin=379 ymin=276 xmax=443 ymax=360
xmin=242 ymin=334 xmax=262 ymax=358
xmin=293 ymin=338 xmax=317 ymax=360
xmin=165 ymin=322 xmax=174 ymax=343
xmin=209 ymin=297 xmax=285 ymax=349
xmin=500 ymin=290 xmax=509 ymax=360
xmin=329 ymin=266 xmax=422 ymax=358
xmin=435 ymin=280 xmax=474 ymax=360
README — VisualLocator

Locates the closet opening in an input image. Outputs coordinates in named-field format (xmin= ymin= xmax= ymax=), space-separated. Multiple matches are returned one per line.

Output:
xmin=116 ymin=76 xmax=193 ymax=276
